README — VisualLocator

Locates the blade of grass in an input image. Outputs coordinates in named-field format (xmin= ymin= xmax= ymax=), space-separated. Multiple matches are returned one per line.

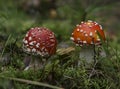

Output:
xmin=0 ymin=34 xmax=11 ymax=58
xmin=0 ymin=76 xmax=63 ymax=89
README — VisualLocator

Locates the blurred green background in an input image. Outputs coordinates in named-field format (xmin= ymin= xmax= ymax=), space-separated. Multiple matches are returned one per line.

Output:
xmin=0 ymin=0 xmax=120 ymax=44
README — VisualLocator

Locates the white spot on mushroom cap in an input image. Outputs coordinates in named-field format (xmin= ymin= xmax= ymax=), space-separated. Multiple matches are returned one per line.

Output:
xmin=36 ymin=43 xmax=40 ymax=48
xmin=97 ymin=39 xmax=101 ymax=41
xmin=32 ymin=48 xmax=36 ymax=52
xmin=89 ymin=32 xmax=93 ymax=36
xmin=72 ymin=33 xmax=74 ymax=35
xmin=26 ymin=33 xmax=28 ymax=37
xmin=81 ymin=21 xmax=84 ymax=23
xmin=31 ymin=31 xmax=36 ymax=35
xmin=95 ymin=22 xmax=98 ymax=25
xmin=24 ymin=40 xmax=28 ymax=44
xmin=83 ymin=41 xmax=87 ymax=43
xmin=23 ymin=38 xmax=25 ymax=42
xmin=89 ymin=25 xmax=92 ymax=28
xmin=29 ymin=41 xmax=34 ymax=45
xmin=29 ymin=36 xmax=32 ymax=41
xmin=38 ymin=30 xmax=42 ymax=33
xmin=77 ymin=28 xmax=80 ymax=31
xmin=88 ymin=20 xmax=92 ymax=22
xmin=76 ymin=24 xmax=79 ymax=27
xmin=70 ymin=37 xmax=74 ymax=41
xmin=26 ymin=44 xmax=29 ymax=47
xmin=85 ymin=34 xmax=88 ymax=37
xmin=33 ymin=41 xmax=36 ymax=43
xmin=99 ymin=25 xmax=102 ymax=30
xmin=50 ymin=39 xmax=55 ymax=42
xmin=80 ymin=29 xmax=83 ymax=32
xmin=49 ymin=35 xmax=55 ymax=39
xmin=77 ymin=38 xmax=80 ymax=40
xmin=50 ymin=43 xmax=55 ymax=47
xmin=38 ymin=27 xmax=40 ymax=30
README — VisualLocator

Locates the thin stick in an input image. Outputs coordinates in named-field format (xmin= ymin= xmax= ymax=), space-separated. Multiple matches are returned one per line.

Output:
xmin=93 ymin=44 xmax=96 ymax=64
xmin=92 ymin=38 xmax=97 ymax=64
xmin=0 ymin=34 xmax=11 ymax=58
xmin=0 ymin=76 xmax=63 ymax=89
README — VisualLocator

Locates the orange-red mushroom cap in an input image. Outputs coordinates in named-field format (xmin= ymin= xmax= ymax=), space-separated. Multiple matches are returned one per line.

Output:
xmin=70 ymin=20 xmax=105 ymax=46
xmin=23 ymin=27 xmax=57 ymax=57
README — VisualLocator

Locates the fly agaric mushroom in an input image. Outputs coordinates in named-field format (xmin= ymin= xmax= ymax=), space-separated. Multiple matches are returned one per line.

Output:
xmin=70 ymin=20 xmax=105 ymax=64
xmin=23 ymin=27 xmax=57 ymax=61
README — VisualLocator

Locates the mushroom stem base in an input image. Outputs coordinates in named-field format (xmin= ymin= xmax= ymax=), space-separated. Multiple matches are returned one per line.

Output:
xmin=79 ymin=46 xmax=95 ymax=65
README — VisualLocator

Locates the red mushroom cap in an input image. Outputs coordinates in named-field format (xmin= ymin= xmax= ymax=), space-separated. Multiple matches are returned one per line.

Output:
xmin=70 ymin=20 xmax=105 ymax=46
xmin=23 ymin=27 xmax=57 ymax=57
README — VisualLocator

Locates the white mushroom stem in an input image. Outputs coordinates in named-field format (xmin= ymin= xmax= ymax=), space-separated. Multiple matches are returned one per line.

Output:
xmin=78 ymin=45 xmax=106 ymax=66
xmin=78 ymin=45 xmax=95 ymax=65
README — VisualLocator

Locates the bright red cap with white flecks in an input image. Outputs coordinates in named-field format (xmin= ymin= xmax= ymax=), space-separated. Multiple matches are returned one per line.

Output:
xmin=70 ymin=20 xmax=106 ymax=46
xmin=23 ymin=27 xmax=57 ymax=57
